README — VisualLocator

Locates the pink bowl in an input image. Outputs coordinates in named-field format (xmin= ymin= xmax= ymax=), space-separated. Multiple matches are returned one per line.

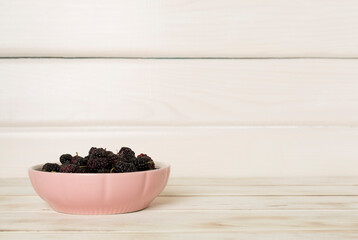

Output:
xmin=28 ymin=162 xmax=170 ymax=215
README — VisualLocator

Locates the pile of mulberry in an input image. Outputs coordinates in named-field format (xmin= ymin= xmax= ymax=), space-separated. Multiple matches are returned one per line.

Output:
xmin=41 ymin=147 xmax=156 ymax=174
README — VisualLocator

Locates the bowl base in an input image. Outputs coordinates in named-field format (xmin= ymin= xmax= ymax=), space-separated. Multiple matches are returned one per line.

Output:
xmin=49 ymin=203 xmax=150 ymax=215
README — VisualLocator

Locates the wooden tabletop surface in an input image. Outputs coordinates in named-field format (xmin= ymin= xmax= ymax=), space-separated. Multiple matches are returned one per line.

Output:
xmin=1 ymin=177 xmax=358 ymax=239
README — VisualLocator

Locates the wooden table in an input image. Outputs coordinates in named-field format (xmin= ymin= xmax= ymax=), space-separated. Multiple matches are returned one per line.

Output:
xmin=1 ymin=177 xmax=357 ymax=239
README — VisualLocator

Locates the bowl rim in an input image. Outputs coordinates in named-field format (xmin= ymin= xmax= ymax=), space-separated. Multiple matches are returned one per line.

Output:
xmin=29 ymin=161 xmax=170 ymax=175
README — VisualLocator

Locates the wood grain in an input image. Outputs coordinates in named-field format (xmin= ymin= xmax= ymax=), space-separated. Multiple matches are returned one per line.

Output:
xmin=3 ymin=184 xmax=358 ymax=196
xmin=1 ymin=231 xmax=358 ymax=240
xmin=1 ymin=59 xmax=358 ymax=127
xmin=1 ymin=177 xmax=357 ymax=239
xmin=167 ymin=177 xmax=358 ymax=186
xmin=0 ymin=0 xmax=357 ymax=57
xmin=1 ymin=210 xmax=358 ymax=231
xmin=2 ymin=178 xmax=358 ymax=196
xmin=2 ymin=195 xmax=358 ymax=212
xmin=3 ymin=177 xmax=358 ymax=186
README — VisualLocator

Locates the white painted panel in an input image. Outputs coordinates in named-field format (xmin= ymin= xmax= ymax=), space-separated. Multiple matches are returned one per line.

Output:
xmin=1 ymin=127 xmax=358 ymax=178
xmin=1 ymin=59 xmax=358 ymax=126
xmin=0 ymin=0 xmax=357 ymax=57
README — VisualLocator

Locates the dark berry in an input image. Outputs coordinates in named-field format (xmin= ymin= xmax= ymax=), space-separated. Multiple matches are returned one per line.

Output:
xmin=59 ymin=154 xmax=72 ymax=164
xmin=120 ymin=156 xmax=136 ymax=164
xmin=42 ymin=163 xmax=60 ymax=172
xmin=72 ymin=155 xmax=87 ymax=166
xmin=59 ymin=164 xmax=79 ymax=173
xmin=107 ymin=153 xmax=120 ymax=164
xmin=97 ymin=168 xmax=111 ymax=173
xmin=56 ymin=147 xmax=155 ymax=173
xmin=135 ymin=154 xmax=155 ymax=171
xmin=118 ymin=147 xmax=135 ymax=161
xmin=88 ymin=157 xmax=112 ymax=170
xmin=76 ymin=166 xmax=90 ymax=173
xmin=105 ymin=150 xmax=114 ymax=156
xmin=111 ymin=161 xmax=137 ymax=173
xmin=88 ymin=147 xmax=97 ymax=156
xmin=89 ymin=147 xmax=108 ymax=159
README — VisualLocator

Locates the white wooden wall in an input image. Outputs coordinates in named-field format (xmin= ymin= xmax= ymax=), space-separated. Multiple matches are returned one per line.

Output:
xmin=1 ymin=0 xmax=358 ymax=177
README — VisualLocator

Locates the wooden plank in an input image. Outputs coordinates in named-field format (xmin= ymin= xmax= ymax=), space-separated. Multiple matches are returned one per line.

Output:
xmin=149 ymin=184 xmax=348 ymax=197
xmin=1 ymin=231 xmax=358 ymax=240
xmin=0 ymin=0 xmax=358 ymax=57
xmin=162 ymin=185 xmax=358 ymax=196
xmin=1 ymin=127 xmax=358 ymax=178
xmin=2 ymin=182 xmax=358 ymax=196
xmin=1 ymin=59 xmax=358 ymax=127
xmin=1 ymin=195 xmax=358 ymax=212
xmin=3 ymin=177 xmax=358 ymax=187
xmin=168 ymin=177 xmax=358 ymax=186
xmin=1 ymin=178 xmax=357 ymax=238
xmin=1 ymin=210 xmax=357 ymax=231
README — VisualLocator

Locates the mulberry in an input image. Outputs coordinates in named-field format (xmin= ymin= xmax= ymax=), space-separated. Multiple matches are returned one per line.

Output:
xmin=72 ymin=155 xmax=88 ymax=166
xmin=59 ymin=164 xmax=79 ymax=173
xmin=97 ymin=168 xmax=111 ymax=173
xmin=118 ymin=147 xmax=135 ymax=161
xmin=59 ymin=154 xmax=72 ymax=164
xmin=42 ymin=163 xmax=60 ymax=172
xmin=89 ymin=147 xmax=112 ymax=159
xmin=88 ymin=157 xmax=112 ymax=170
xmin=111 ymin=161 xmax=137 ymax=173
xmin=76 ymin=166 xmax=90 ymax=173
xmin=135 ymin=154 xmax=155 ymax=171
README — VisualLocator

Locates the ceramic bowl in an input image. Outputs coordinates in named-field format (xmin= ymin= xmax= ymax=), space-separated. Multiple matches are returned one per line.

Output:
xmin=28 ymin=161 xmax=170 ymax=215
